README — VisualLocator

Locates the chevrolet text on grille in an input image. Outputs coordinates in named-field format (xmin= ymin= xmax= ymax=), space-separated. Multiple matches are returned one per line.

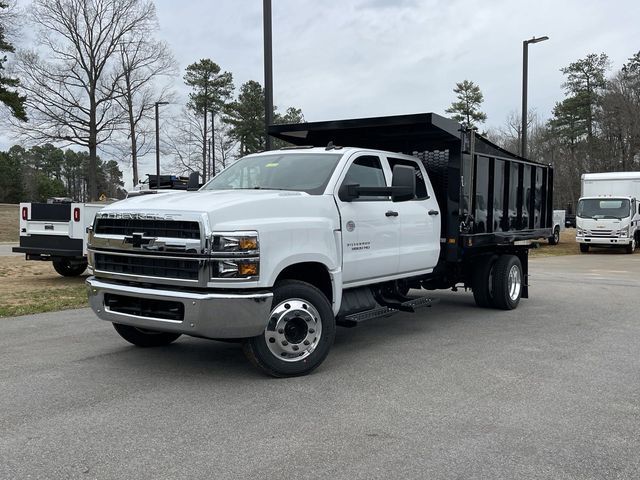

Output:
xmin=96 ymin=212 xmax=179 ymax=221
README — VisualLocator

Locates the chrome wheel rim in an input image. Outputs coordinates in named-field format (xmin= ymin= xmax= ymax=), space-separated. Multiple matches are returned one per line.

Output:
xmin=264 ymin=299 xmax=322 ymax=362
xmin=507 ymin=264 xmax=522 ymax=302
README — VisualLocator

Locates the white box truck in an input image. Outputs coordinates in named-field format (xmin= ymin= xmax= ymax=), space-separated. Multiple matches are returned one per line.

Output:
xmin=576 ymin=172 xmax=640 ymax=253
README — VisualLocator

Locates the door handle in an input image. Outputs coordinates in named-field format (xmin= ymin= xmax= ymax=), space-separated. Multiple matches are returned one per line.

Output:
xmin=428 ymin=210 xmax=439 ymax=216
xmin=385 ymin=210 xmax=399 ymax=217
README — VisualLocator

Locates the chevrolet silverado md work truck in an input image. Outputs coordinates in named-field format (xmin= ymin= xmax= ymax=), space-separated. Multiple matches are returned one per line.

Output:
xmin=86 ymin=113 xmax=554 ymax=377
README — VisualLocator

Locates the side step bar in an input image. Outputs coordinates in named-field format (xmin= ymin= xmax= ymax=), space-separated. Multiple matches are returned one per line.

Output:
xmin=337 ymin=296 xmax=437 ymax=328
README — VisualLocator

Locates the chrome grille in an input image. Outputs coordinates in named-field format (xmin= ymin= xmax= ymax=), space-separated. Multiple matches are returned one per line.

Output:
xmin=95 ymin=218 xmax=200 ymax=239
xmin=95 ymin=253 xmax=200 ymax=281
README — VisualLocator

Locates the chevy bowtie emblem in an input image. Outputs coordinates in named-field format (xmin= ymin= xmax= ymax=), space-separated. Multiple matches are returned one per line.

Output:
xmin=124 ymin=232 xmax=155 ymax=249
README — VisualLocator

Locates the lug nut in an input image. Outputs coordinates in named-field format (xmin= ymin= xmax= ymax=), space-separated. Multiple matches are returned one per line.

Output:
xmin=309 ymin=329 xmax=315 ymax=334
xmin=285 ymin=303 xmax=291 ymax=309
xmin=269 ymin=337 xmax=276 ymax=343
xmin=292 ymin=345 xmax=299 ymax=351
xmin=278 ymin=328 xmax=284 ymax=334
xmin=282 ymin=341 xmax=288 ymax=346
xmin=303 ymin=340 xmax=310 ymax=346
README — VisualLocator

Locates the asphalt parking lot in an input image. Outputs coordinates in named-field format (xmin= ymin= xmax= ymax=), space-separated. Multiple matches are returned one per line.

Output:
xmin=1 ymin=253 xmax=639 ymax=479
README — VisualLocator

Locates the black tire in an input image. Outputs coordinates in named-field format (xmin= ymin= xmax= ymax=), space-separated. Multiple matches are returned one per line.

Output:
xmin=243 ymin=280 xmax=336 ymax=378
xmin=625 ymin=237 xmax=636 ymax=254
xmin=549 ymin=227 xmax=560 ymax=245
xmin=112 ymin=323 xmax=181 ymax=347
xmin=491 ymin=255 xmax=523 ymax=310
xmin=52 ymin=258 xmax=88 ymax=277
xmin=471 ymin=255 xmax=497 ymax=308
xmin=579 ymin=243 xmax=590 ymax=253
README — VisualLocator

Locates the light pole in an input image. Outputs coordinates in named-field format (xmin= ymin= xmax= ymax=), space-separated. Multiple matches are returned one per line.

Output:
xmin=263 ymin=0 xmax=273 ymax=150
xmin=521 ymin=35 xmax=548 ymax=158
xmin=155 ymin=101 xmax=169 ymax=189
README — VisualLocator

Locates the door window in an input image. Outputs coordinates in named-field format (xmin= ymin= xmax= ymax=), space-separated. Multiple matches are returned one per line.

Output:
xmin=387 ymin=157 xmax=429 ymax=200
xmin=341 ymin=155 xmax=387 ymax=200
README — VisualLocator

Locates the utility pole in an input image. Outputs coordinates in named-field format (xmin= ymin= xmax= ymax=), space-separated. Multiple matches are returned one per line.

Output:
xmin=263 ymin=0 xmax=273 ymax=150
xmin=521 ymin=35 xmax=549 ymax=158
xmin=154 ymin=101 xmax=169 ymax=189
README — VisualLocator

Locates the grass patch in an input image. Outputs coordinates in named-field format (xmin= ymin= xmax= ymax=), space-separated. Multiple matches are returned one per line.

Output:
xmin=529 ymin=229 xmax=580 ymax=257
xmin=0 ymin=204 xmax=19 ymax=243
xmin=0 ymin=284 xmax=87 ymax=318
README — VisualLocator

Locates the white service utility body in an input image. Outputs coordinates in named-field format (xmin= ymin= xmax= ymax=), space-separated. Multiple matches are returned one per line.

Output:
xmin=86 ymin=113 xmax=555 ymax=377
xmin=576 ymin=172 xmax=640 ymax=253
xmin=13 ymin=202 xmax=104 ymax=276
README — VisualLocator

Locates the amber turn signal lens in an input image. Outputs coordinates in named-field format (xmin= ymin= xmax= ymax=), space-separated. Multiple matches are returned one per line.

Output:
xmin=238 ymin=263 xmax=258 ymax=276
xmin=239 ymin=237 xmax=258 ymax=250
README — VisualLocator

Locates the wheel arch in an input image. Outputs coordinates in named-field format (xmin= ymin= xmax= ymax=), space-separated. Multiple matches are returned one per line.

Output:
xmin=273 ymin=261 xmax=341 ymax=314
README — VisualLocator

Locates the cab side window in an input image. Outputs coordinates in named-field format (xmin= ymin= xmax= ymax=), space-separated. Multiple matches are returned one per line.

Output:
xmin=387 ymin=157 xmax=429 ymax=199
xmin=342 ymin=155 xmax=387 ymax=200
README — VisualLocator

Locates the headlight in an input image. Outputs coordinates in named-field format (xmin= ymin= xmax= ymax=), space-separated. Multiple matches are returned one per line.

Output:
xmin=212 ymin=232 xmax=259 ymax=253
xmin=619 ymin=227 xmax=629 ymax=237
xmin=577 ymin=228 xmax=586 ymax=236
xmin=210 ymin=231 xmax=259 ymax=279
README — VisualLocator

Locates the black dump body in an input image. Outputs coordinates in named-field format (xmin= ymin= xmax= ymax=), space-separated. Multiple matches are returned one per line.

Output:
xmin=270 ymin=112 xmax=553 ymax=264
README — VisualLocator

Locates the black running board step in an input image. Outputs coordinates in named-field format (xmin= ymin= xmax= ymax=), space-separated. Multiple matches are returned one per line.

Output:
xmin=337 ymin=296 xmax=437 ymax=328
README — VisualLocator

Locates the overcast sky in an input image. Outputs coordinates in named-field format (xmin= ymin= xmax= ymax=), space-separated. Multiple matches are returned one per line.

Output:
xmin=6 ymin=0 xmax=640 ymax=188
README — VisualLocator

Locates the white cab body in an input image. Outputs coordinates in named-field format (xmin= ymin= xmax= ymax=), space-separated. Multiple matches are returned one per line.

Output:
xmin=576 ymin=172 xmax=640 ymax=249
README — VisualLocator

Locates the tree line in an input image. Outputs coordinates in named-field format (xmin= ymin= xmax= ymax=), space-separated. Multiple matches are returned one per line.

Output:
xmin=0 ymin=144 xmax=124 ymax=203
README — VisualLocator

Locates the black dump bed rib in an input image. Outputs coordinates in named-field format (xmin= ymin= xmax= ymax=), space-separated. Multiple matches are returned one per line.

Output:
xmin=270 ymin=112 xmax=553 ymax=262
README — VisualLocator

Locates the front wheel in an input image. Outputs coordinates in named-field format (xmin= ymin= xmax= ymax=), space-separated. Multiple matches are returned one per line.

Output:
xmin=491 ymin=255 xmax=523 ymax=310
xmin=243 ymin=280 xmax=336 ymax=377
xmin=549 ymin=227 xmax=560 ymax=245
xmin=52 ymin=258 xmax=88 ymax=277
xmin=625 ymin=237 xmax=636 ymax=254
xmin=579 ymin=243 xmax=590 ymax=253
xmin=112 ymin=323 xmax=181 ymax=347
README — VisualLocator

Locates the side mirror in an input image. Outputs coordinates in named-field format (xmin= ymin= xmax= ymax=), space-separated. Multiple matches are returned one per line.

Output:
xmin=338 ymin=183 xmax=360 ymax=202
xmin=391 ymin=165 xmax=416 ymax=202
xmin=187 ymin=171 xmax=200 ymax=191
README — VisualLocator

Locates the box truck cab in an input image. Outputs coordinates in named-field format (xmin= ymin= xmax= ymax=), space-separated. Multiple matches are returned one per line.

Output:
xmin=576 ymin=172 xmax=640 ymax=254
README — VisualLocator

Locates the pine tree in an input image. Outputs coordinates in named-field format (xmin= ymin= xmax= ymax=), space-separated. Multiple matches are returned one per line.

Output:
xmin=445 ymin=80 xmax=487 ymax=128
xmin=184 ymin=59 xmax=233 ymax=180
xmin=0 ymin=1 xmax=26 ymax=121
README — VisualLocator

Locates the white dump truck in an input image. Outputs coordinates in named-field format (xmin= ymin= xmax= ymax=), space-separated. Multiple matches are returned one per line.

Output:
xmin=576 ymin=172 xmax=640 ymax=253
xmin=86 ymin=113 xmax=555 ymax=377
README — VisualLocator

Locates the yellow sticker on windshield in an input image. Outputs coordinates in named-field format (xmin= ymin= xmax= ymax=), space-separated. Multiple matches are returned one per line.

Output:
xmin=265 ymin=163 xmax=279 ymax=167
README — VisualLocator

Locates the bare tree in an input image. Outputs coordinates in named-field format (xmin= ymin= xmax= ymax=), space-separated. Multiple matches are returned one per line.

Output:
xmin=115 ymin=33 xmax=176 ymax=185
xmin=164 ymin=108 xmax=238 ymax=178
xmin=15 ymin=0 xmax=156 ymax=200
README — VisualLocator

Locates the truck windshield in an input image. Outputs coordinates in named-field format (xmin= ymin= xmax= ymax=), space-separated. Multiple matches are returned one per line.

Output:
xmin=201 ymin=153 xmax=342 ymax=195
xmin=577 ymin=198 xmax=630 ymax=219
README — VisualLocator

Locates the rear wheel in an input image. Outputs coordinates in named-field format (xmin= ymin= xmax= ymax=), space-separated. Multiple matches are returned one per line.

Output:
xmin=52 ymin=258 xmax=88 ymax=277
xmin=491 ymin=255 xmax=523 ymax=310
xmin=112 ymin=323 xmax=181 ymax=347
xmin=549 ymin=227 xmax=560 ymax=245
xmin=471 ymin=255 xmax=497 ymax=308
xmin=243 ymin=280 xmax=335 ymax=378
xmin=579 ymin=243 xmax=590 ymax=253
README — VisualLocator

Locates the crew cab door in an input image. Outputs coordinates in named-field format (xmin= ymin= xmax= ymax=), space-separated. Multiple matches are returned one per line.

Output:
xmin=386 ymin=156 xmax=441 ymax=274
xmin=336 ymin=154 xmax=399 ymax=285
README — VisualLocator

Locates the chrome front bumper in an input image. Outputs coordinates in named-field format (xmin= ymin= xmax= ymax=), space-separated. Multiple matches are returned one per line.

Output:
xmin=86 ymin=277 xmax=273 ymax=339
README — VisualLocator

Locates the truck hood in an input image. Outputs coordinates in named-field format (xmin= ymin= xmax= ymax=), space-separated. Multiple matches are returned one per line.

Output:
xmin=106 ymin=189 xmax=308 ymax=214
